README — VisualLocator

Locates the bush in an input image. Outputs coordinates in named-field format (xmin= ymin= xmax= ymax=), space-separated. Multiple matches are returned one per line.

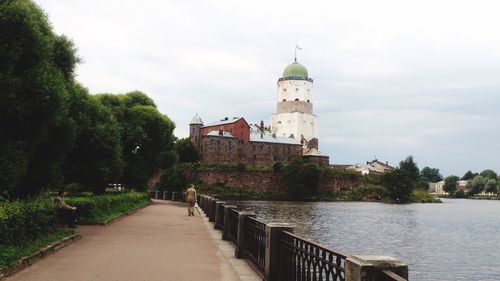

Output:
xmin=346 ymin=185 xmax=385 ymax=201
xmin=65 ymin=192 xmax=149 ymax=223
xmin=272 ymin=161 xmax=283 ymax=173
xmin=0 ymin=194 xmax=58 ymax=246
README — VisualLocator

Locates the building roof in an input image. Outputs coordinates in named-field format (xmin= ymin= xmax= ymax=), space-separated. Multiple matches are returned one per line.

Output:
xmin=249 ymin=132 xmax=301 ymax=145
xmin=282 ymin=60 xmax=308 ymax=79
xmin=190 ymin=114 xmax=203 ymax=125
xmin=202 ymin=117 xmax=245 ymax=128
xmin=206 ymin=131 xmax=236 ymax=138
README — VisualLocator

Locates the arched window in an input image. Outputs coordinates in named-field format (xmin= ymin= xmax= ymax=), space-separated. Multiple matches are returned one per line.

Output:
xmin=295 ymin=98 xmax=299 ymax=101
xmin=283 ymin=99 xmax=286 ymax=102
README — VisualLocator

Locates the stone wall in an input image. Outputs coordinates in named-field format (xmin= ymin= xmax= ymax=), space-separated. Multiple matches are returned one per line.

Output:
xmin=183 ymin=169 xmax=363 ymax=193
xmin=200 ymin=135 xmax=302 ymax=165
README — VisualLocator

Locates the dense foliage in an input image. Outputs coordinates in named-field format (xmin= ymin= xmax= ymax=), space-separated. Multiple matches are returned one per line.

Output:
xmin=0 ymin=194 xmax=58 ymax=246
xmin=0 ymin=0 xmax=79 ymax=198
xmin=0 ymin=1 xmax=176 ymax=198
xmin=65 ymin=192 xmax=150 ymax=223
xmin=174 ymin=138 xmax=199 ymax=163
xmin=280 ymin=157 xmax=321 ymax=199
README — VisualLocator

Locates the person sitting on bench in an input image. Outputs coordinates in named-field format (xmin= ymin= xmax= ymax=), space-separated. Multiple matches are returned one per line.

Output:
xmin=55 ymin=190 xmax=77 ymax=228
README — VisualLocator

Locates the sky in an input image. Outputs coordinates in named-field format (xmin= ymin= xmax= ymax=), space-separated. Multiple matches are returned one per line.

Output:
xmin=35 ymin=0 xmax=500 ymax=177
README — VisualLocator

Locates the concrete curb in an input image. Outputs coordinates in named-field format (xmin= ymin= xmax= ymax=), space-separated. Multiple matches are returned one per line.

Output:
xmin=0 ymin=233 xmax=81 ymax=279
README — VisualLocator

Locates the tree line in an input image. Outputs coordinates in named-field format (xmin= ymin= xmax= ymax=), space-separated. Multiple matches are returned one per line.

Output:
xmin=0 ymin=0 xmax=176 ymax=199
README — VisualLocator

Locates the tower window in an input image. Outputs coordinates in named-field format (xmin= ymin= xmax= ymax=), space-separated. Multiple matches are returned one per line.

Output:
xmin=283 ymin=99 xmax=286 ymax=102
xmin=295 ymin=98 xmax=299 ymax=101
xmin=283 ymin=88 xmax=287 ymax=92
xmin=307 ymin=99 xmax=310 ymax=102
xmin=295 ymin=88 xmax=299 ymax=91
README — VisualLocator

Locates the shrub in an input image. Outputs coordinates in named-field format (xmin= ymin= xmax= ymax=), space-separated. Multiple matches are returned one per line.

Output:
xmin=65 ymin=192 xmax=149 ymax=223
xmin=0 ymin=194 xmax=58 ymax=246
xmin=346 ymin=185 xmax=385 ymax=201
xmin=272 ymin=161 xmax=284 ymax=173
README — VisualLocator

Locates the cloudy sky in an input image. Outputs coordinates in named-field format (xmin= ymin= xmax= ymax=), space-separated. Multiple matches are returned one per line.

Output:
xmin=36 ymin=0 xmax=500 ymax=177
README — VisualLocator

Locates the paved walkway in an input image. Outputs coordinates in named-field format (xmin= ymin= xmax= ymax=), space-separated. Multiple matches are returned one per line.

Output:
xmin=6 ymin=200 xmax=260 ymax=281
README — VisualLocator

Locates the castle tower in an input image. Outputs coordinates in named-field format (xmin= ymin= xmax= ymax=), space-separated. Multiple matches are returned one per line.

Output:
xmin=189 ymin=114 xmax=203 ymax=150
xmin=271 ymin=58 xmax=319 ymax=149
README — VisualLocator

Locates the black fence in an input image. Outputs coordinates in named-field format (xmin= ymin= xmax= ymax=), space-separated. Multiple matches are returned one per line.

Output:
xmin=227 ymin=208 xmax=239 ymax=245
xmin=279 ymin=231 xmax=347 ymax=281
xmin=244 ymin=216 xmax=266 ymax=274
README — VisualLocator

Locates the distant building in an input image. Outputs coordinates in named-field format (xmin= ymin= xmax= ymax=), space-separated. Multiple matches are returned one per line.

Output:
xmin=190 ymin=116 xmax=302 ymax=165
xmin=348 ymin=159 xmax=395 ymax=175
xmin=429 ymin=180 xmax=469 ymax=195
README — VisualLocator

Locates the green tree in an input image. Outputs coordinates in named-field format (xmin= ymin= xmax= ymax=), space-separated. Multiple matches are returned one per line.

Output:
xmin=467 ymin=176 xmax=486 ymax=195
xmin=381 ymin=169 xmax=414 ymax=203
xmin=461 ymin=170 xmax=477 ymax=180
xmin=174 ymin=138 xmax=199 ymax=163
xmin=156 ymin=165 xmax=187 ymax=192
xmin=421 ymin=167 xmax=443 ymax=182
xmin=280 ymin=157 xmax=321 ymax=200
xmin=399 ymin=156 xmax=420 ymax=183
xmin=443 ymin=175 xmax=459 ymax=195
xmin=480 ymin=169 xmax=497 ymax=180
xmin=97 ymin=92 xmax=176 ymax=190
xmin=485 ymin=179 xmax=498 ymax=194
xmin=63 ymin=83 xmax=124 ymax=194
xmin=417 ymin=176 xmax=430 ymax=190
xmin=0 ymin=0 xmax=79 ymax=198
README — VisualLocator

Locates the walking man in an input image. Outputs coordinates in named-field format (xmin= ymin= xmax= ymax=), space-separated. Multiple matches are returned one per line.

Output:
xmin=186 ymin=184 xmax=197 ymax=216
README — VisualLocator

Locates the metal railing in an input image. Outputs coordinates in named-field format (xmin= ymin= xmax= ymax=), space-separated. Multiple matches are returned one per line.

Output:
xmin=215 ymin=204 xmax=225 ymax=230
xmin=244 ymin=216 xmax=266 ymax=274
xmin=227 ymin=208 xmax=239 ymax=245
xmin=279 ymin=231 xmax=348 ymax=281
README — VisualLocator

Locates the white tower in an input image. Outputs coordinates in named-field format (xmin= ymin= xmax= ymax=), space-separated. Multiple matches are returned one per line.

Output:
xmin=271 ymin=58 xmax=319 ymax=149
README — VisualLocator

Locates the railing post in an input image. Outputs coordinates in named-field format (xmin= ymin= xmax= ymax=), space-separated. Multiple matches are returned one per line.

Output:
xmin=155 ymin=191 xmax=159 ymax=199
xmin=162 ymin=191 xmax=167 ymax=200
xmin=222 ymin=205 xmax=237 ymax=240
xmin=214 ymin=201 xmax=227 ymax=229
xmin=345 ymin=256 xmax=408 ymax=281
xmin=264 ymin=223 xmax=295 ymax=281
xmin=235 ymin=211 xmax=256 ymax=258
xmin=209 ymin=198 xmax=217 ymax=222
xmin=171 ymin=191 xmax=177 ymax=201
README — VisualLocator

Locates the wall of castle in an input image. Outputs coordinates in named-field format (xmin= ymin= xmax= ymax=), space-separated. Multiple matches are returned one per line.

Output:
xmin=277 ymin=100 xmax=313 ymax=114
xmin=200 ymin=118 xmax=250 ymax=141
xmin=200 ymin=135 xmax=302 ymax=165
xmin=277 ymin=80 xmax=313 ymax=103
xmin=271 ymin=111 xmax=318 ymax=141
xmin=182 ymin=169 xmax=362 ymax=193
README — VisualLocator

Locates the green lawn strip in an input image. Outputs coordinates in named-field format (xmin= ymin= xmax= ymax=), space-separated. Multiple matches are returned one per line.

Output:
xmin=0 ymin=229 xmax=74 ymax=268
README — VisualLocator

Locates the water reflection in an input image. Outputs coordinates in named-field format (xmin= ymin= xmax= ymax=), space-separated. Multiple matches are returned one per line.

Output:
xmin=232 ymin=199 xmax=500 ymax=281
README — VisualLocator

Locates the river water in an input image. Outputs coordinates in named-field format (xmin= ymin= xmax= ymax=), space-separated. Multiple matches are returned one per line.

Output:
xmin=232 ymin=198 xmax=500 ymax=281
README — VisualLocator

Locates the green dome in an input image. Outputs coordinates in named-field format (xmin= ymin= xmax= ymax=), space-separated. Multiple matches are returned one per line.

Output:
xmin=282 ymin=60 xmax=308 ymax=78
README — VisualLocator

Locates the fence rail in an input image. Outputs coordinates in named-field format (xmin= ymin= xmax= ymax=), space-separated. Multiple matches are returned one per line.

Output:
xmin=279 ymin=231 xmax=348 ymax=281
xmin=244 ymin=216 xmax=266 ymax=274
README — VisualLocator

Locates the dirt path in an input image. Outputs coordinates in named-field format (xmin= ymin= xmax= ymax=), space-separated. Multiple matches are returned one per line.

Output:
xmin=6 ymin=200 xmax=240 ymax=281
